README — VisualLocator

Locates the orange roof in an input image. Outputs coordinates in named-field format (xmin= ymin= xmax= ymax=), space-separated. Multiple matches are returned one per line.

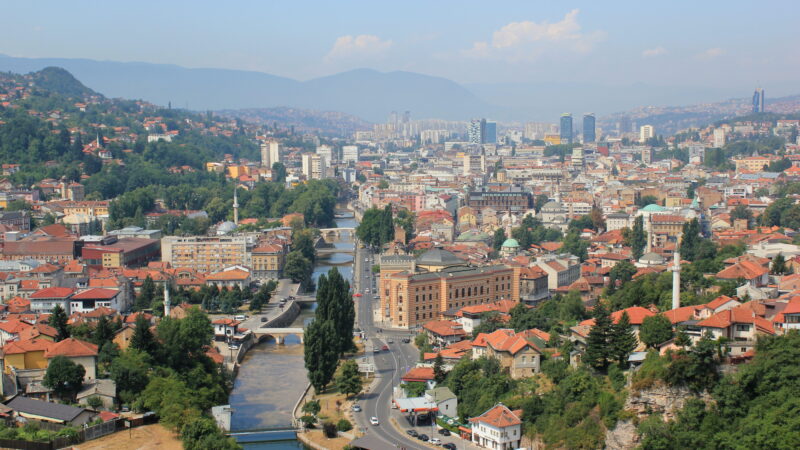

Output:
xmin=44 ymin=338 xmax=98 ymax=358
xmin=663 ymin=306 xmax=700 ymax=324
xmin=423 ymin=320 xmax=466 ymax=337
xmin=401 ymin=367 xmax=435 ymax=382
xmin=469 ymin=404 xmax=522 ymax=428
xmin=124 ymin=312 xmax=153 ymax=323
xmin=706 ymin=295 xmax=738 ymax=310
xmin=71 ymin=288 xmax=119 ymax=300
xmin=206 ymin=268 xmax=251 ymax=281
xmin=0 ymin=319 xmax=32 ymax=335
xmin=30 ymin=287 xmax=74 ymax=299
xmin=212 ymin=318 xmax=240 ymax=326
xmin=716 ymin=260 xmax=769 ymax=280
xmin=2 ymin=339 xmax=51 ymax=355
xmin=581 ymin=306 xmax=655 ymax=326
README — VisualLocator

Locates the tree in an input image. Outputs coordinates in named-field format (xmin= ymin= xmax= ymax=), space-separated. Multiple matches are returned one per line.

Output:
xmin=92 ymin=315 xmax=114 ymax=347
xmin=48 ymin=305 xmax=70 ymax=341
xmin=302 ymin=400 xmax=321 ymax=416
xmin=637 ymin=195 xmax=659 ymax=207
xmin=562 ymin=229 xmax=589 ymax=261
xmin=336 ymin=360 xmax=363 ymax=398
xmin=584 ymin=303 xmax=613 ymax=372
xmin=433 ymin=353 xmax=447 ymax=384
xmin=284 ymin=251 xmax=313 ymax=290
xmin=139 ymin=376 xmax=199 ymax=431
xmin=43 ymin=355 xmax=85 ymax=399
xmin=86 ymin=395 xmax=104 ymax=410
xmin=492 ymin=228 xmax=506 ymax=252
xmin=315 ymin=267 xmax=355 ymax=355
xmin=630 ymin=216 xmax=647 ymax=260
xmin=772 ymin=253 xmax=789 ymax=275
xmin=271 ymin=162 xmax=287 ymax=183
xmin=110 ymin=349 xmax=151 ymax=405
xmin=730 ymin=205 xmax=753 ymax=227
xmin=136 ymin=275 xmax=156 ymax=311
xmin=589 ymin=206 xmax=606 ymax=232
xmin=679 ymin=218 xmax=703 ymax=261
xmin=609 ymin=260 xmax=637 ymax=290
xmin=639 ymin=314 xmax=674 ymax=348
xmin=304 ymin=318 xmax=339 ymax=393
xmin=611 ymin=312 xmax=637 ymax=367
xmin=130 ymin=313 xmax=156 ymax=355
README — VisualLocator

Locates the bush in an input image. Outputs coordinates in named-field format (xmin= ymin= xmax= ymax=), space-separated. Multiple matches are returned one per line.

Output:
xmin=336 ymin=418 xmax=352 ymax=432
xmin=322 ymin=421 xmax=338 ymax=438
xmin=299 ymin=415 xmax=317 ymax=428
xmin=631 ymin=351 xmax=668 ymax=391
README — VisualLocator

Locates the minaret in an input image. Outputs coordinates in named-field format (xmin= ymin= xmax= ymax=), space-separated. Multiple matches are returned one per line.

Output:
xmin=671 ymin=248 xmax=681 ymax=310
xmin=232 ymin=186 xmax=239 ymax=225
xmin=163 ymin=282 xmax=171 ymax=317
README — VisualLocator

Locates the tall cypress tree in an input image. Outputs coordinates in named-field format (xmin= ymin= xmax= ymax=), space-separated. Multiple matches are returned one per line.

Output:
xmin=612 ymin=311 xmax=637 ymax=367
xmin=631 ymin=216 xmax=646 ymax=260
xmin=584 ymin=302 xmax=613 ymax=372
xmin=49 ymin=305 xmax=70 ymax=342
xmin=304 ymin=318 xmax=339 ymax=393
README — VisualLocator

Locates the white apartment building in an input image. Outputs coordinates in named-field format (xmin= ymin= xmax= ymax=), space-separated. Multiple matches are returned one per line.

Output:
xmin=261 ymin=140 xmax=281 ymax=168
xmin=302 ymin=153 xmax=327 ymax=180
xmin=639 ymin=125 xmax=655 ymax=142
xmin=342 ymin=145 xmax=360 ymax=163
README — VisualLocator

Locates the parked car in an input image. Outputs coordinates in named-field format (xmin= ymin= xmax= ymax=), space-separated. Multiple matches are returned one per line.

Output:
xmin=370 ymin=417 xmax=380 ymax=425
xmin=260 ymin=317 xmax=267 ymax=322
xmin=442 ymin=443 xmax=457 ymax=450
xmin=387 ymin=338 xmax=394 ymax=344
xmin=438 ymin=428 xmax=451 ymax=436
xmin=381 ymin=345 xmax=389 ymax=351
xmin=406 ymin=429 xmax=418 ymax=437
xmin=402 ymin=337 xmax=411 ymax=343
xmin=234 ymin=315 xmax=246 ymax=321
xmin=429 ymin=438 xmax=442 ymax=445
xmin=352 ymin=404 xmax=361 ymax=412
xmin=418 ymin=434 xmax=429 ymax=442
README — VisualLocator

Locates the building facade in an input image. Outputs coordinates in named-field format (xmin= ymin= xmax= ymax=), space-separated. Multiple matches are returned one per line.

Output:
xmin=161 ymin=236 xmax=248 ymax=273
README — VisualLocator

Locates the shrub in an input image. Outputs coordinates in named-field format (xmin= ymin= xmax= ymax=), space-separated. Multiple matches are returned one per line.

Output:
xmin=322 ymin=421 xmax=338 ymax=438
xmin=631 ymin=351 xmax=668 ymax=391
xmin=337 ymin=418 xmax=352 ymax=432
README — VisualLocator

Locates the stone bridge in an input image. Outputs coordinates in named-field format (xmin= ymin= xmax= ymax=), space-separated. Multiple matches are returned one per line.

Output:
xmin=254 ymin=327 xmax=305 ymax=344
xmin=318 ymin=227 xmax=355 ymax=239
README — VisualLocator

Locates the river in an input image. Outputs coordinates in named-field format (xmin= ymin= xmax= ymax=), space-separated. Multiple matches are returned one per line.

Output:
xmin=229 ymin=215 xmax=356 ymax=448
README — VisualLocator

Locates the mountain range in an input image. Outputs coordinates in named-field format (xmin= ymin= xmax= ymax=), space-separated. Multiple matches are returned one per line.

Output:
xmin=0 ymin=54 xmax=796 ymax=124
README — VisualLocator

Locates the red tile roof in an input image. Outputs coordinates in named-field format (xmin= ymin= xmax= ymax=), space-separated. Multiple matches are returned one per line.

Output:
xmin=580 ymin=306 xmax=656 ymax=327
xmin=423 ymin=320 xmax=466 ymax=337
xmin=71 ymin=288 xmax=119 ymax=300
xmin=469 ymin=404 xmax=522 ymax=428
xmin=44 ymin=338 xmax=98 ymax=358
xmin=29 ymin=287 xmax=75 ymax=299
xmin=1 ymin=338 xmax=51 ymax=355
xmin=401 ymin=367 xmax=436 ymax=382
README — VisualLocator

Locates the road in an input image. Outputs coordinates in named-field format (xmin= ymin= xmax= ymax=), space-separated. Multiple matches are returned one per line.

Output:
xmin=351 ymin=244 xmax=472 ymax=450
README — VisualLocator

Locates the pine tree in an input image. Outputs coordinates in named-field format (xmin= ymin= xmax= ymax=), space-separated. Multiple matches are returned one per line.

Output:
xmin=136 ymin=276 xmax=155 ymax=311
xmin=336 ymin=360 xmax=363 ymax=398
xmin=771 ymin=253 xmax=788 ymax=275
xmin=611 ymin=311 xmax=637 ymax=367
xmin=93 ymin=315 xmax=114 ymax=347
xmin=631 ymin=216 xmax=647 ymax=260
xmin=433 ymin=353 xmax=447 ymax=384
xmin=130 ymin=313 xmax=156 ymax=355
xmin=584 ymin=302 xmax=613 ymax=372
xmin=48 ymin=305 xmax=70 ymax=341
xmin=492 ymin=228 xmax=506 ymax=252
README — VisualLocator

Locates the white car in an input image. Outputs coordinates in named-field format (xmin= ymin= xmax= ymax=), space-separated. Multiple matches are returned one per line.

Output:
xmin=370 ymin=416 xmax=380 ymax=425
xmin=429 ymin=438 xmax=442 ymax=445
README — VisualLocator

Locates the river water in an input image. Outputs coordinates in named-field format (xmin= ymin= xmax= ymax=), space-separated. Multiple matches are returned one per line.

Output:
xmin=229 ymin=215 xmax=356 ymax=448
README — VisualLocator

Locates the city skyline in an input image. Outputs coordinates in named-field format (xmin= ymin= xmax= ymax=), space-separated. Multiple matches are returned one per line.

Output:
xmin=1 ymin=1 xmax=798 ymax=96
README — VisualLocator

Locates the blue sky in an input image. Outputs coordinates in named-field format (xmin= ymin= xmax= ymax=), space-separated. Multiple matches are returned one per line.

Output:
xmin=2 ymin=1 xmax=798 ymax=92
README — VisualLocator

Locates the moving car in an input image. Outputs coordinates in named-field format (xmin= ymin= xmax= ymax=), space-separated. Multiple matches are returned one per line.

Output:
xmin=418 ymin=434 xmax=429 ymax=442
xmin=406 ymin=429 xmax=418 ymax=437
xmin=429 ymin=438 xmax=442 ymax=445
xmin=438 ymin=428 xmax=451 ymax=436
xmin=352 ymin=404 xmax=361 ymax=412
xmin=370 ymin=417 xmax=380 ymax=425
xmin=234 ymin=315 xmax=246 ymax=321
xmin=381 ymin=345 xmax=389 ymax=351
xmin=442 ymin=443 xmax=457 ymax=450
xmin=402 ymin=337 xmax=411 ymax=343
xmin=387 ymin=338 xmax=394 ymax=344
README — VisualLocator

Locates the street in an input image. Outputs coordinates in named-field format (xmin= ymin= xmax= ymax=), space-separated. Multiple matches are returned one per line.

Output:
xmin=352 ymin=243 xmax=474 ymax=450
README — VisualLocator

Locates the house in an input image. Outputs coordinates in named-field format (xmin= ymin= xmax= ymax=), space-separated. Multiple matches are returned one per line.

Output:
xmin=1 ymin=339 xmax=51 ymax=373
xmin=423 ymin=320 xmax=467 ymax=347
xmin=212 ymin=318 xmax=240 ymax=341
xmin=77 ymin=379 xmax=116 ymax=410
xmin=69 ymin=288 xmax=122 ymax=314
xmin=44 ymin=338 xmax=98 ymax=380
xmin=469 ymin=403 xmax=523 ymax=450
xmin=401 ymin=367 xmax=436 ymax=389
xmin=112 ymin=324 xmax=135 ymax=351
xmin=579 ymin=306 xmax=656 ymax=340
xmin=471 ymin=329 xmax=542 ymax=379
xmin=0 ymin=320 xmax=32 ymax=346
xmin=716 ymin=260 xmax=769 ymax=287
xmin=205 ymin=267 xmax=252 ymax=290
xmin=28 ymin=287 xmax=75 ymax=314
xmin=774 ymin=297 xmax=800 ymax=333
xmin=425 ymin=386 xmax=457 ymax=418
xmin=696 ymin=307 xmax=775 ymax=355
xmin=5 ymin=396 xmax=96 ymax=426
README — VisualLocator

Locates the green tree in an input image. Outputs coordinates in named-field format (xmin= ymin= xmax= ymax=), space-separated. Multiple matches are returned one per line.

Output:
xmin=136 ymin=275 xmax=156 ymax=311
xmin=130 ymin=313 xmax=156 ymax=355
xmin=609 ymin=260 xmax=637 ymax=290
xmin=284 ymin=251 xmax=313 ymax=290
xmin=302 ymin=400 xmax=321 ymax=416
xmin=92 ymin=315 xmax=114 ymax=347
xmin=271 ymin=162 xmax=287 ymax=183
xmin=730 ymin=204 xmax=753 ymax=226
xmin=562 ymin=229 xmax=589 ymax=261
xmin=336 ymin=360 xmax=363 ymax=398
xmin=630 ymin=216 xmax=647 ymax=260
xmin=110 ymin=349 xmax=151 ymax=405
xmin=611 ymin=311 xmax=637 ymax=367
xmin=433 ymin=353 xmax=447 ymax=384
xmin=679 ymin=218 xmax=703 ymax=261
xmin=43 ymin=355 xmax=85 ymax=399
xmin=139 ymin=376 xmax=200 ymax=431
xmin=492 ymin=227 xmax=506 ymax=251
xmin=771 ymin=253 xmax=789 ymax=275
xmin=639 ymin=314 xmax=674 ymax=348
xmin=584 ymin=303 xmax=613 ymax=372
xmin=304 ymin=318 xmax=339 ymax=393
xmin=48 ymin=305 xmax=70 ymax=341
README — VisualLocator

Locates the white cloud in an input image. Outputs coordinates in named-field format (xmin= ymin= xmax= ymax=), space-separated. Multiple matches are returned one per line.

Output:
xmin=696 ymin=47 xmax=725 ymax=60
xmin=642 ymin=46 xmax=667 ymax=58
xmin=462 ymin=9 xmax=605 ymax=62
xmin=324 ymin=34 xmax=392 ymax=62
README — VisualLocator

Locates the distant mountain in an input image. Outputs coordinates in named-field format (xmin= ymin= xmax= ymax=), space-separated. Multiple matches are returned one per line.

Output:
xmin=0 ymin=55 xmax=492 ymax=122
xmin=27 ymin=66 xmax=97 ymax=98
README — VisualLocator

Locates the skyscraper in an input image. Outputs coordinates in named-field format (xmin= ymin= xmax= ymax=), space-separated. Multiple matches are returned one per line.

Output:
xmin=582 ymin=113 xmax=596 ymax=143
xmin=560 ymin=114 xmax=573 ymax=145
xmin=485 ymin=121 xmax=497 ymax=144
xmin=468 ymin=118 xmax=487 ymax=144
xmin=639 ymin=125 xmax=655 ymax=142
xmin=753 ymin=87 xmax=765 ymax=113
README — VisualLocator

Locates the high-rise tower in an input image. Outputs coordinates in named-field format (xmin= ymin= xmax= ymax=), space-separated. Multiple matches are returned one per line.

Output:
xmin=583 ymin=113 xmax=596 ymax=143
xmin=753 ymin=87 xmax=765 ymax=113
xmin=560 ymin=113 xmax=573 ymax=145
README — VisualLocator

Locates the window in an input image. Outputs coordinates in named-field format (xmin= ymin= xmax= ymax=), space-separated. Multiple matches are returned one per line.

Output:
xmin=735 ymin=324 xmax=750 ymax=332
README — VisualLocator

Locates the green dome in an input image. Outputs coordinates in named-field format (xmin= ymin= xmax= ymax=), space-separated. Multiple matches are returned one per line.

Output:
xmin=502 ymin=238 xmax=520 ymax=248
xmin=641 ymin=204 xmax=667 ymax=212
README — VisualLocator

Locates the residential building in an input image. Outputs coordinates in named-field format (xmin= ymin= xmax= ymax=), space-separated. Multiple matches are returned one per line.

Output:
xmin=44 ymin=338 xmax=98 ymax=380
xmin=535 ymin=256 xmax=581 ymax=290
xmin=472 ymin=329 xmax=542 ymax=379
xmin=260 ymin=139 xmax=281 ymax=168
xmin=640 ymin=125 xmax=655 ymax=142
xmin=69 ymin=288 xmax=123 ymax=314
xmin=80 ymin=236 xmax=160 ymax=268
xmin=0 ymin=211 xmax=30 ymax=231
xmin=342 ymin=145 xmax=360 ymax=163
xmin=470 ymin=404 xmax=523 ymax=450
xmin=423 ymin=320 xmax=467 ymax=347
xmin=205 ymin=266 xmax=252 ymax=289
xmin=5 ymin=396 xmax=97 ymax=426
xmin=467 ymin=185 xmax=532 ymax=212
xmin=301 ymin=153 xmax=327 ymax=180
xmin=250 ymin=243 xmax=285 ymax=281
xmin=1 ymin=339 xmax=51 ymax=373
xmin=29 ymin=287 xmax=75 ymax=314
xmin=161 ymin=236 xmax=248 ymax=273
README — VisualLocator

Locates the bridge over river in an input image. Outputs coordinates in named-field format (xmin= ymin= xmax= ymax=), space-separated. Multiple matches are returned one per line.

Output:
xmin=253 ymin=327 xmax=304 ymax=344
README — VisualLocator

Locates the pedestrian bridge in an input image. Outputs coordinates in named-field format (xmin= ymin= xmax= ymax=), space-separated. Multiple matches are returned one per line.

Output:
xmin=254 ymin=327 xmax=305 ymax=344
xmin=318 ymin=227 xmax=355 ymax=239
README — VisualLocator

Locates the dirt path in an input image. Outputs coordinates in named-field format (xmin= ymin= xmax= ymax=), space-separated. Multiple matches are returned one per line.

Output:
xmin=74 ymin=424 xmax=182 ymax=450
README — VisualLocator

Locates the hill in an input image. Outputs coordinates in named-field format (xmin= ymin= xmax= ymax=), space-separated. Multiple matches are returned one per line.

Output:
xmin=0 ymin=55 xmax=492 ymax=122
xmin=28 ymin=66 xmax=97 ymax=98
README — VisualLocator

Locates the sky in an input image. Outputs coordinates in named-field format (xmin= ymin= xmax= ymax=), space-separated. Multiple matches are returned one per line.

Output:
xmin=2 ymin=1 xmax=799 ymax=93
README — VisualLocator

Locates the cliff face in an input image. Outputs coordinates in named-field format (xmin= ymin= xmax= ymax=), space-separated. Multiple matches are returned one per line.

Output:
xmin=605 ymin=383 xmax=708 ymax=449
